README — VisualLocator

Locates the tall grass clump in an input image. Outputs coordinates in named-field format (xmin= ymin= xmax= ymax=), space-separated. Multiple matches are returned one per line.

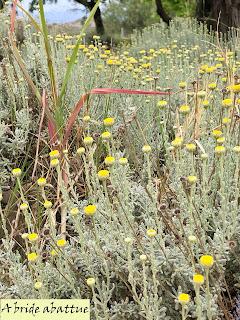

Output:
xmin=1 ymin=5 xmax=240 ymax=319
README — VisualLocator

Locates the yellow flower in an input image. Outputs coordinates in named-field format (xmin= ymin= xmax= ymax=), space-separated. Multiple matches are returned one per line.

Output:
xmin=86 ymin=277 xmax=95 ymax=287
xmin=20 ymin=202 xmax=29 ymax=211
xmin=197 ymin=91 xmax=206 ymax=98
xmin=83 ymin=136 xmax=93 ymax=146
xmin=227 ymin=84 xmax=240 ymax=93
xmin=77 ymin=147 xmax=85 ymax=155
xmin=222 ymin=117 xmax=231 ymax=125
xmin=178 ymin=293 xmax=190 ymax=304
xmin=216 ymin=137 xmax=225 ymax=144
xmin=93 ymin=35 xmax=100 ymax=40
xmin=185 ymin=143 xmax=196 ymax=152
xmin=199 ymin=255 xmax=214 ymax=268
xmin=215 ymin=145 xmax=226 ymax=155
xmin=208 ymin=83 xmax=217 ymax=90
xmin=44 ymin=200 xmax=52 ymax=209
xmin=202 ymin=100 xmax=210 ymax=107
xmin=222 ymin=98 xmax=233 ymax=107
xmin=193 ymin=274 xmax=204 ymax=285
xmin=171 ymin=137 xmax=183 ymax=148
xmin=37 ymin=177 xmax=46 ymax=187
xmin=50 ymin=158 xmax=59 ymax=167
xmin=188 ymin=235 xmax=197 ymax=243
xmin=187 ymin=175 xmax=197 ymax=184
xmin=140 ymin=254 xmax=147 ymax=261
xmin=142 ymin=145 xmax=152 ymax=153
xmin=70 ymin=207 xmax=79 ymax=216
xmin=84 ymin=204 xmax=97 ymax=216
xmin=179 ymin=81 xmax=187 ymax=89
xmin=119 ymin=157 xmax=128 ymax=165
xmin=157 ymin=100 xmax=167 ymax=108
xmin=103 ymin=117 xmax=115 ymax=127
xmin=12 ymin=168 xmax=22 ymax=177
xmin=104 ymin=156 xmax=115 ymax=166
xmin=98 ymin=169 xmax=110 ymax=181
xmin=34 ymin=281 xmax=43 ymax=290
xmin=21 ymin=233 xmax=29 ymax=240
xmin=27 ymin=252 xmax=38 ymax=262
xmin=101 ymin=131 xmax=111 ymax=140
xmin=49 ymin=150 xmax=60 ymax=159
xmin=221 ymin=77 xmax=227 ymax=83
xmin=212 ymin=129 xmax=222 ymax=138
xmin=57 ymin=239 xmax=67 ymax=247
xmin=179 ymin=105 xmax=190 ymax=114
xmin=28 ymin=233 xmax=38 ymax=242
xmin=146 ymin=229 xmax=157 ymax=237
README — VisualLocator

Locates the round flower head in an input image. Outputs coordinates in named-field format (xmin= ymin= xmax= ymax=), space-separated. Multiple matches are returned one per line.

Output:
xmin=140 ymin=254 xmax=147 ymax=261
xmin=197 ymin=90 xmax=206 ymax=98
xmin=27 ymin=252 xmax=38 ymax=262
xmin=208 ymin=83 xmax=217 ymax=90
xmin=216 ymin=137 xmax=225 ymax=144
xmin=28 ymin=233 xmax=38 ymax=242
xmin=104 ymin=156 xmax=115 ymax=166
xmin=98 ymin=169 xmax=110 ymax=181
xmin=86 ymin=277 xmax=95 ymax=287
xmin=119 ymin=157 xmax=128 ymax=165
xmin=70 ymin=207 xmax=79 ymax=216
xmin=199 ymin=255 xmax=214 ymax=268
xmin=34 ymin=281 xmax=42 ymax=290
xmin=44 ymin=200 xmax=52 ymax=209
xmin=20 ymin=202 xmax=29 ymax=211
xmin=222 ymin=117 xmax=231 ymax=125
xmin=185 ymin=143 xmax=196 ymax=152
xmin=101 ymin=131 xmax=111 ymax=141
xmin=146 ymin=229 xmax=157 ymax=237
xmin=57 ymin=239 xmax=67 ymax=247
xmin=171 ymin=137 xmax=183 ymax=148
xmin=193 ymin=274 xmax=204 ymax=285
xmin=83 ymin=136 xmax=93 ymax=146
xmin=12 ymin=168 xmax=22 ymax=177
xmin=201 ymin=153 xmax=208 ymax=160
xmin=188 ymin=235 xmax=197 ymax=243
xmin=178 ymin=293 xmax=190 ymax=304
xmin=202 ymin=100 xmax=210 ymax=108
xmin=212 ymin=129 xmax=222 ymax=138
xmin=179 ymin=105 xmax=190 ymax=114
xmin=84 ymin=204 xmax=97 ymax=216
xmin=50 ymin=158 xmax=59 ymax=167
xmin=233 ymin=146 xmax=240 ymax=153
xmin=77 ymin=147 xmax=85 ymax=155
xmin=49 ymin=150 xmax=60 ymax=159
xmin=187 ymin=175 xmax=197 ymax=184
xmin=227 ymin=84 xmax=240 ymax=93
xmin=37 ymin=177 xmax=46 ymax=187
xmin=142 ymin=145 xmax=152 ymax=153
xmin=103 ymin=117 xmax=115 ymax=127
xmin=83 ymin=115 xmax=91 ymax=122
xmin=222 ymin=98 xmax=233 ymax=107
xmin=21 ymin=233 xmax=29 ymax=240
xmin=157 ymin=100 xmax=167 ymax=108
xmin=215 ymin=145 xmax=226 ymax=155
xmin=179 ymin=81 xmax=187 ymax=89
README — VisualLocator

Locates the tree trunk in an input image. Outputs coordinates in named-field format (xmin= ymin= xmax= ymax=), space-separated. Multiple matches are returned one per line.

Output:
xmin=196 ymin=0 xmax=240 ymax=32
xmin=74 ymin=0 xmax=105 ymax=35
xmin=155 ymin=0 xmax=172 ymax=25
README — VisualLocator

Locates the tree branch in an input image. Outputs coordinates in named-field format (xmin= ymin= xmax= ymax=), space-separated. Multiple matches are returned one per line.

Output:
xmin=155 ymin=0 xmax=172 ymax=26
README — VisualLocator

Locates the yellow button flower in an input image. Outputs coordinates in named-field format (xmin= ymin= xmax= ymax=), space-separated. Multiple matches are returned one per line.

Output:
xmin=103 ymin=117 xmax=115 ymax=127
xmin=84 ymin=204 xmax=97 ymax=216
xmin=222 ymin=98 xmax=233 ymax=107
xmin=146 ymin=229 xmax=157 ymax=237
xmin=142 ymin=145 xmax=152 ymax=153
xmin=77 ymin=147 xmax=85 ymax=155
xmin=70 ymin=207 xmax=79 ymax=216
xmin=98 ymin=169 xmax=110 ymax=181
xmin=57 ymin=239 xmax=67 ymax=247
xmin=171 ymin=137 xmax=183 ymax=148
xmin=212 ymin=129 xmax=222 ymax=138
xmin=86 ymin=277 xmax=95 ymax=287
xmin=37 ymin=177 xmax=46 ymax=187
xmin=215 ymin=145 xmax=226 ymax=155
xmin=193 ymin=274 xmax=204 ymax=285
xmin=20 ymin=202 xmax=29 ymax=211
xmin=104 ymin=156 xmax=115 ymax=166
xmin=185 ymin=143 xmax=196 ymax=152
xmin=44 ymin=200 xmax=52 ymax=209
xmin=83 ymin=136 xmax=93 ymax=146
xmin=119 ymin=157 xmax=128 ymax=165
xmin=157 ymin=100 xmax=167 ymax=108
xmin=199 ymin=255 xmax=214 ymax=268
xmin=28 ymin=233 xmax=38 ymax=242
xmin=49 ymin=150 xmax=60 ymax=159
xmin=178 ymin=293 xmax=190 ymax=304
xmin=27 ymin=252 xmax=38 ymax=262
xmin=179 ymin=105 xmax=190 ymax=114
xmin=187 ymin=175 xmax=197 ymax=184
xmin=50 ymin=158 xmax=59 ymax=168
xmin=101 ymin=131 xmax=111 ymax=140
xmin=34 ymin=281 xmax=43 ymax=290
xmin=12 ymin=168 xmax=22 ymax=177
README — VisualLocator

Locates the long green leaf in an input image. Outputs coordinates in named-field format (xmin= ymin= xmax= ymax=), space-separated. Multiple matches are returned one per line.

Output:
xmin=16 ymin=2 xmax=42 ymax=33
xmin=58 ymin=0 xmax=101 ymax=107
